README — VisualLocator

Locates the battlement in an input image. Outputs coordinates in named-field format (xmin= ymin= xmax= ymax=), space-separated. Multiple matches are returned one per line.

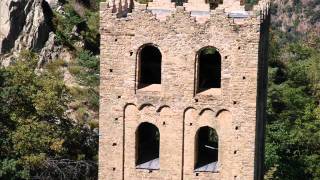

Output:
xmin=100 ymin=0 xmax=270 ymax=23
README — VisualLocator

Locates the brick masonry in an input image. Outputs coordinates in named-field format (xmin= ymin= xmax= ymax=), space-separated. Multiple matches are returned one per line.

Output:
xmin=99 ymin=0 xmax=270 ymax=179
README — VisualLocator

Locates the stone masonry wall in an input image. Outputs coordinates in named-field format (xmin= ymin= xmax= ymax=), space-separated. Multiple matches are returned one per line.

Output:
xmin=254 ymin=8 xmax=270 ymax=180
xmin=99 ymin=2 xmax=269 ymax=180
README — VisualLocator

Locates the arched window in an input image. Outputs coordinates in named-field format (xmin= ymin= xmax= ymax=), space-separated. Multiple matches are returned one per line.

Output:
xmin=197 ymin=47 xmax=221 ymax=93
xmin=138 ymin=44 xmax=162 ymax=89
xmin=136 ymin=122 xmax=160 ymax=170
xmin=195 ymin=126 xmax=218 ymax=172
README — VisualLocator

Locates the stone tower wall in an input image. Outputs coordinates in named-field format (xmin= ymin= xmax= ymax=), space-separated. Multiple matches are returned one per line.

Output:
xmin=99 ymin=1 xmax=270 ymax=179
xmin=254 ymin=7 xmax=270 ymax=180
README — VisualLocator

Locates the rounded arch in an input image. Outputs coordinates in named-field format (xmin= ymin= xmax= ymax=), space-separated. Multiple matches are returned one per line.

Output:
xmin=138 ymin=103 xmax=155 ymax=110
xmin=156 ymin=105 xmax=171 ymax=113
xmin=137 ymin=43 xmax=162 ymax=88
xmin=124 ymin=103 xmax=138 ymax=120
xmin=135 ymin=122 xmax=160 ymax=170
xmin=137 ymin=43 xmax=161 ymax=55
xmin=199 ymin=108 xmax=215 ymax=116
xmin=194 ymin=126 xmax=219 ymax=172
xmin=216 ymin=109 xmax=232 ymax=133
xmin=196 ymin=46 xmax=221 ymax=93
xmin=183 ymin=107 xmax=197 ymax=123
xmin=123 ymin=103 xmax=137 ymax=111
xmin=183 ymin=107 xmax=197 ymax=115
xmin=215 ymin=109 xmax=230 ymax=117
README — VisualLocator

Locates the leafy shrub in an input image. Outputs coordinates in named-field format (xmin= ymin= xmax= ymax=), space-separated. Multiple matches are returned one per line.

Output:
xmin=265 ymin=30 xmax=320 ymax=179
xmin=74 ymin=50 xmax=100 ymax=87
xmin=0 ymin=52 xmax=98 ymax=179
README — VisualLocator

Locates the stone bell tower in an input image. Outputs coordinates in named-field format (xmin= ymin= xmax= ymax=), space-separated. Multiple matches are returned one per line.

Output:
xmin=99 ymin=0 xmax=270 ymax=179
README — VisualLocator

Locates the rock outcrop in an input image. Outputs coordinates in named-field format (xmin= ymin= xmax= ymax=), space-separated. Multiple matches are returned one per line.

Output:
xmin=38 ymin=32 xmax=62 ymax=68
xmin=0 ymin=0 xmax=53 ymax=54
xmin=272 ymin=0 xmax=320 ymax=33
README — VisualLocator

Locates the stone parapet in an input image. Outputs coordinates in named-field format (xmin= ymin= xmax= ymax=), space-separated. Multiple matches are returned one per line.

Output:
xmin=101 ymin=0 xmax=270 ymax=23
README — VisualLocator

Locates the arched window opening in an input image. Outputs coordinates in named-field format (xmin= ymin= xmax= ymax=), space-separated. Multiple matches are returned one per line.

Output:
xmin=197 ymin=47 xmax=221 ymax=93
xmin=195 ymin=126 xmax=218 ymax=172
xmin=136 ymin=122 xmax=160 ymax=170
xmin=138 ymin=44 xmax=162 ymax=89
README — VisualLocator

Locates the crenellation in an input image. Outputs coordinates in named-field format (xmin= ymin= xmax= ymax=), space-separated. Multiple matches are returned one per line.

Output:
xmin=101 ymin=0 xmax=270 ymax=23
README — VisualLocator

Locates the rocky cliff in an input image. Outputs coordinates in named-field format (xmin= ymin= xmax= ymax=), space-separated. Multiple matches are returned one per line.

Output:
xmin=0 ymin=0 xmax=55 ymax=54
xmin=0 ymin=0 xmax=100 ymax=131
xmin=272 ymin=0 xmax=320 ymax=34
xmin=0 ymin=0 xmax=100 ymax=67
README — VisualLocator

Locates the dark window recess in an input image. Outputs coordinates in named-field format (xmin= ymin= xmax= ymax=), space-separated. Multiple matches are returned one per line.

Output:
xmin=198 ymin=47 xmax=221 ymax=92
xmin=139 ymin=45 xmax=162 ymax=88
xmin=136 ymin=122 xmax=160 ymax=170
xmin=195 ymin=126 xmax=218 ymax=172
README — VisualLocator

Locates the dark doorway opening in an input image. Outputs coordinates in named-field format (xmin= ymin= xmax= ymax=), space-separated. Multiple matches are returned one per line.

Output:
xmin=195 ymin=126 xmax=218 ymax=172
xmin=136 ymin=122 xmax=160 ymax=170
xmin=197 ymin=47 xmax=221 ymax=93
xmin=138 ymin=45 xmax=162 ymax=88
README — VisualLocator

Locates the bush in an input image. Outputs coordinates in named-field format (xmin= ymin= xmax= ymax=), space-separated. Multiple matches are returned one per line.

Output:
xmin=0 ymin=52 xmax=98 ymax=179
xmin=74 ymin=50 xmax=100 ymax=87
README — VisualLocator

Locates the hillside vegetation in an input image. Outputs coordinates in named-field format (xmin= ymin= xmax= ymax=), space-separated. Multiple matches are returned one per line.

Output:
xmin=0 ymin=52 xmax=98 ymax=179
xmin=264 ymin=1 xmax=320 ymax=179
xmin=265 ymin=29 xmax=320 ymax=179
xmin=0 ymin=0 xmax=101 ymax=179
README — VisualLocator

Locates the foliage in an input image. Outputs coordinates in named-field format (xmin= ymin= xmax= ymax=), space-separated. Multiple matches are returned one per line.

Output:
xmin=0 ymin=51 xmax=98 ymax=179
xmin=53 ymin=3 xmax=83 ymax=48
xmin=53 ymin=0 xmax=100 ymax=53
xmin=265 ymin=30 xmax=320 ymax=179
xmin=69 ymin=49 xmax=99 ymax=86
xmin=51 ymin=0 xmax=100 ymax=122
xmin=272 ymin=0 xmax=320 ymax=34
xmin=2 ymin=1 xmax=99 ymax=179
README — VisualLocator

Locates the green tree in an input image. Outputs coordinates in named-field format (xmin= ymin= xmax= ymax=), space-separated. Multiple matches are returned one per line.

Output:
xmin=265 ymin=31 xmax=320 ymax=180
xmin=0 ymin=51 xmax=98 ymax=179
